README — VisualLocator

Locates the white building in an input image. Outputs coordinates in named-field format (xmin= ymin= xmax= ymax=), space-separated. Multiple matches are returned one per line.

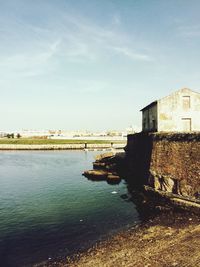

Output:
xmin=141 ymin=88 xmax=200 ymax=132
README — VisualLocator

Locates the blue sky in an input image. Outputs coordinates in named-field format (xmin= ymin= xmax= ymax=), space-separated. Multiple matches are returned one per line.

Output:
xmin=1 ymin=0 xmax=200 ymax=131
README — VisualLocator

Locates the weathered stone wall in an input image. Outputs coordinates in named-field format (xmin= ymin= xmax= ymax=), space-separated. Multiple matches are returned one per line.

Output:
xmin=126 ymin=133 xmax=200 ymax=199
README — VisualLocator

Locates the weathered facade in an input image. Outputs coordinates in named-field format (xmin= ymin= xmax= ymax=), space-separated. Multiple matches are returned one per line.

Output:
xmin=141 ymin=88 xmax=200 ymax=132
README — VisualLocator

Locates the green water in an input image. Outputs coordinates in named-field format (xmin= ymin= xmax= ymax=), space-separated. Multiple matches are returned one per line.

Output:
xmin=0 ymin=151 xmax=139 ymax=266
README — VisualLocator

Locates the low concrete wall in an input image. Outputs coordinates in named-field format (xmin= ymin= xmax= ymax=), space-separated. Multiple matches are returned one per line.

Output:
xmin=126 ymin=132 xmax=200 ymax=199
xmin=0 ymin=144 xmax=85 ymax=150
xmin=0 ymin=143 xmax=125 ymax=150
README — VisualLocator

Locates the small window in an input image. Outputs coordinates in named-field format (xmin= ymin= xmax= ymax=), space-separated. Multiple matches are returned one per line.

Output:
xmin=182 ymin=96 xmax=190 ymax=110
xmin=182 ymin=118 xmax=192 ymax=132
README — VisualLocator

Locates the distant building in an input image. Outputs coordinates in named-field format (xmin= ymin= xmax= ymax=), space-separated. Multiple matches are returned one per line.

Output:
xmin=0 ymin=132 xmax=7 ymax=138
xmin=141 ymin=88 xmax=200 ymax=132
xmin=106 ymin=130 xmax=122 ymax=137
xmin=19 ymin=129 xmax=50 ymax=138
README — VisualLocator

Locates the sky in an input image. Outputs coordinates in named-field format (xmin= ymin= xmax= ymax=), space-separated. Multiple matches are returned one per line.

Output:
xmin=1 ymin=0 xmax=200 ymax=131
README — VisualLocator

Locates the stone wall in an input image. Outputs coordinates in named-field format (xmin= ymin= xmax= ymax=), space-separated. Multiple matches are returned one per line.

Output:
xmin=126 ymin=132 xmax=200 ymax=199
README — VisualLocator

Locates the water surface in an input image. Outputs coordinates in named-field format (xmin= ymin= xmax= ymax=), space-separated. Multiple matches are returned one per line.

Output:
xmin=0 ymin=151 xmax=139 ymax=266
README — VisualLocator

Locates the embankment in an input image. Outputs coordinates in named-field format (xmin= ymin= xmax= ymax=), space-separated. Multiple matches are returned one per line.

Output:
xmin=125 ymin=132 xmax=200 ymax=205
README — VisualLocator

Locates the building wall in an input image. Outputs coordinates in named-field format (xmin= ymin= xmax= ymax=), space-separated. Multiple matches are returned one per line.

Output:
xmin=142 ymin=103 xmax=158 ymax=132
xmin=157 ymin=88 xmax=200 ymax=132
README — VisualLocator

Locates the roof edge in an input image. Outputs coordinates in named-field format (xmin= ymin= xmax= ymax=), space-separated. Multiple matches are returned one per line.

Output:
xmin=140 ymin=87 xmax=200 ymax=112
xmin=140 ymin=101 xmax=157 ymax=111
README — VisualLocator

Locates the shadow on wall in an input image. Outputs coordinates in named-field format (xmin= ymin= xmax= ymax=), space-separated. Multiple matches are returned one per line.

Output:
xmin=124 ymin=133 xmax=153 ymax=189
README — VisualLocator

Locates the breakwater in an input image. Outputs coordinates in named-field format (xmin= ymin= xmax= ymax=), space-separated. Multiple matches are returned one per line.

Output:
xmin=0 ymin=143 xmax=125 ymax=150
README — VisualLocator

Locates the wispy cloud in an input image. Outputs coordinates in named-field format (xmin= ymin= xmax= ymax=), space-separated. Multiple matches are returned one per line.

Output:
xmin=0 ymin=39 xmax=61 ymax=77
xmin=112 ymin=47 xmax=153 ymax=61
xmin=0 ymin=6 xmax=153 ymax=79
xmin=58 ymin=14 xmax=152 ymax=62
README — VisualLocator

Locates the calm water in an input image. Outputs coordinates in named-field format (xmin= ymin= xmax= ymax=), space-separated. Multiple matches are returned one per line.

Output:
xmin=0 ymin=151 xmax=139 ymax=266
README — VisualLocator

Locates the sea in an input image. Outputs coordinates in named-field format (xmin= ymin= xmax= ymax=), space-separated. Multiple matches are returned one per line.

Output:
xmin=0 ymin=150 xmax=140 ymax=266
